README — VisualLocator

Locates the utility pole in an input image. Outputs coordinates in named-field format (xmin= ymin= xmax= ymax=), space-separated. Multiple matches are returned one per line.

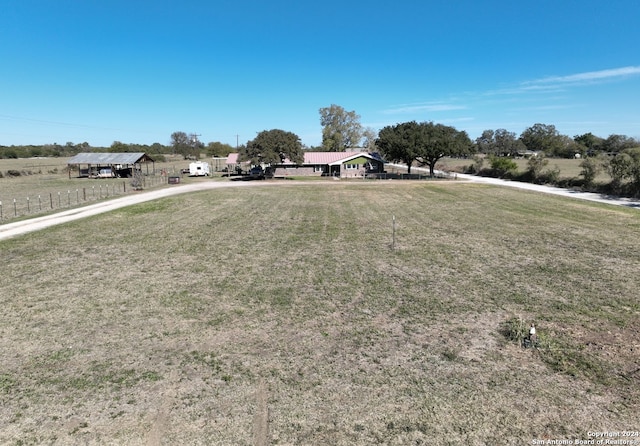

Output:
xmin=189 ymin=133 xmax=201 ymax=159
xmin=236 ymin=134 xmax=239 ymax=150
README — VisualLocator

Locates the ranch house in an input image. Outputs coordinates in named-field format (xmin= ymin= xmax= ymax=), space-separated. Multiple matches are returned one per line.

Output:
xmin=226 ymin=151 xmax=386 ymax=178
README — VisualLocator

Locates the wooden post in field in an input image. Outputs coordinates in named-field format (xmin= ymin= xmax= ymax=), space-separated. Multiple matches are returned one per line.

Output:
xmin=392 ymin=215 xmax=396 ymax=250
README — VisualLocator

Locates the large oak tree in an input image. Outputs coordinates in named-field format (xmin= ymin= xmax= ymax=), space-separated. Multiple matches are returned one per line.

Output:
xmin=241 ymin=129 xmax=304 ymax=166
xmin=377 ymin=121 xmax=474 ymax=175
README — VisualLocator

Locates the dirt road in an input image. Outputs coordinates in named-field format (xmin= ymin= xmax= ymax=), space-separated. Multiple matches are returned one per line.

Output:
xmin=1 ymin=176 xmax=638 ymax=241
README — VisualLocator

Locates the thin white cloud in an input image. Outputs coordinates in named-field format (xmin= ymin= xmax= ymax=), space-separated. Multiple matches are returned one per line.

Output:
xmin=382 ymin=102 xmax=467 ymax=114
xmin=523 ymin=66 xmax=640 ymax=88
xmin=483 ymin=66 xmax=640 ymax=96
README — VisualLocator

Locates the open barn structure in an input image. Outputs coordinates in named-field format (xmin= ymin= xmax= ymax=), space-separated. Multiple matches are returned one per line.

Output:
xmin=67 ymin=153 xmax=155 ymax=179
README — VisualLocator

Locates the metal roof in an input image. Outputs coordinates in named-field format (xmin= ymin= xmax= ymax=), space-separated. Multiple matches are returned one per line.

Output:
xmin=225 ymin=153 xmax=248 ymax=165
xmin=67 ymin=152 xmax=154 ymax=165
xmin=226 ymin=151 xmax=386 ymax=166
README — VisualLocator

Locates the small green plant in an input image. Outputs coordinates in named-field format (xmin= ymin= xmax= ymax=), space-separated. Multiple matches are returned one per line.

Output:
xmin=0 ymin=374 xmax=16 ymax=393
xmin=500 ymin=316 xmax=527 ymax=345
xmin=441 ymin=348 xmax=459 ymax=361
xmin=187 ymin=351 xmax=222 ymax=372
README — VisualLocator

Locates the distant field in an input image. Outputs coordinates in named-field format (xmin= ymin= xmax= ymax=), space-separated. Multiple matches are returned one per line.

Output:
xmin=1 ymin=181 xmax=638 ymax=444
xmin=436 ymin=156 xmax=611 ymax=182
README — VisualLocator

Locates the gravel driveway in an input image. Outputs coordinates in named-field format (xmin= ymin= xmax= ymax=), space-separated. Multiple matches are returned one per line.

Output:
xmin=1 ymin=175 xmax=638 ymax=241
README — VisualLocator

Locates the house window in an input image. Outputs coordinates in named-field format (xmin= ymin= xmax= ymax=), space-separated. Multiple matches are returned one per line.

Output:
xmin=314 ymin=165 xmax=323 ymax=173
xmin=345 ymin=163 xmax=358 ymax=170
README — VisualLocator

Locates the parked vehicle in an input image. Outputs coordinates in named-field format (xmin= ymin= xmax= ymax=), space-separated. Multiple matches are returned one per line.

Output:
xmin=189 ymin=162 xmax=210 ymax=176
xmin=249 ymin=166 xmax=265 ymax=179
xmin=96 ymin=168 xmax=115 ymax=178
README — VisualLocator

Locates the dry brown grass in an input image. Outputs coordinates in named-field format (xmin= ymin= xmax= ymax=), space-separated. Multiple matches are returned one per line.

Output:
xmin=0 ymin=181 xmax=638 ymax=444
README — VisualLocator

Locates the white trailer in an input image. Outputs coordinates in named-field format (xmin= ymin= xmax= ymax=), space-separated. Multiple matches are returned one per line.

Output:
xmin=189 ymin=161 xmax=210 ymax=176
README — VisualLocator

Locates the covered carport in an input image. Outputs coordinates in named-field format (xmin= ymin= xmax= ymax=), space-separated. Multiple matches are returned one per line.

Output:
xmin=67 ymin=152 xmax=155 ymax=178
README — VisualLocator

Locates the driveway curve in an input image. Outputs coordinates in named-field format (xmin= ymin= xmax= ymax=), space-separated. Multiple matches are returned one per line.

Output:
xmin=456 ymin=172 xmax=640 ymax=208
xmin=1 ymin=174 xmax=638 ymax=241
xmin=0 ymin=180 xmax=289 ymax=241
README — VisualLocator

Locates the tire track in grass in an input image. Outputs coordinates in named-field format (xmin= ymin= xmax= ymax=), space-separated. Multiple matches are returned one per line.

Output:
xmin=253 ymin=379 xmax=269 ymax=446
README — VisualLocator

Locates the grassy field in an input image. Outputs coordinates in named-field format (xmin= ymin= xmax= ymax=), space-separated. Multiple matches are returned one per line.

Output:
xmin=1 ymin=180 xmax=639 ymax=444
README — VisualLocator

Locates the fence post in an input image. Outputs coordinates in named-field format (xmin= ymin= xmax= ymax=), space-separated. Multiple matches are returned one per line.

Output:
xmin=76 ymin=189 xmax=79 ymax=203
xmin=67 ymin=190 xmax=71 ymax=206
xmin=58 ymin=192 xmax=61 ymax=207
xmin=123 ymin=181 xmax=126 ymax=193
xmin=38 ymin=195 xmax=42 ymax=211
xmin=392 ymin=215 xmax=396 ymax=250
xmin=50 ymin=193 xmax=53 ymax=209
xmin=0 ymin=201 xmax=2 ymax=219
xmin=13 ymin=199 xmax=17 ymax=217
xmin=27 ymin=197 xmax=30 ymax=213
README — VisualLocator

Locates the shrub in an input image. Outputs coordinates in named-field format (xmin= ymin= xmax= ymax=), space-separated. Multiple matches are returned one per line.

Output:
xmin=579 ymin=156 xmax=601 ymax=188
xmin=466 ymin=155 xmax=484 ymax=174
xmin=130 ymin=170 xmax=144 ymax=190
xmin=537 ymin=166 xmax=561 ymax=185
xmin=488 ymin=155 xmax=518 ymax=178
xmin=526 ymin=155 xmax=549 ymax=183
xmin=6 ymin=170 xmax=21 ymax=177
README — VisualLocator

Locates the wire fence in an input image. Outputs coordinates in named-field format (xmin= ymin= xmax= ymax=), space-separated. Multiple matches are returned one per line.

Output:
xmin=0 ymin=175 xmax=169 ymax=222
xmin=361 ymin=171 xmax=456 ymax=180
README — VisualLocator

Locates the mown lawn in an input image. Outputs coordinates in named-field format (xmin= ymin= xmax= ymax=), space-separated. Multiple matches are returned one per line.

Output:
xmin=0 ymin=181 xmax=638 ymax=445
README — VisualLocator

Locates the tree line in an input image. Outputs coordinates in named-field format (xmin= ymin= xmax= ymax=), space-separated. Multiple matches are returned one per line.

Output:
xmin=3 ymin=104 xmax=639 ymax=197
xmin=0 ymin=137 xmax=236 ymax=160
xmin=0 ymin=141 xmax=169 ymax=159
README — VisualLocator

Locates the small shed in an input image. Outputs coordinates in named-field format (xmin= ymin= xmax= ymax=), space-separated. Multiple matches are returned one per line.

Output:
xmin=225 ymin=153 xmax=249 ymax=175
xmin=67 ymin=152 xmax=155 ymax=178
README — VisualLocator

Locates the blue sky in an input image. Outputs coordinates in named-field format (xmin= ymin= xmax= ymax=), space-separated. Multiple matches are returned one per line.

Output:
xmin=1 ymin=0 xmax=639 ymax=148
